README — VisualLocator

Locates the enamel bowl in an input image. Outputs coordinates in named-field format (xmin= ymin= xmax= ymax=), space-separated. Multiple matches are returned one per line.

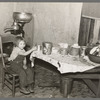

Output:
xmin=88 ymin=54 xmax=100 ymax=64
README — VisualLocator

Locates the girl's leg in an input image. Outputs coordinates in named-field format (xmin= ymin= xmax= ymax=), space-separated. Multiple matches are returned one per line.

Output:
xmin=19 ymin=69 xmax=28 ymax=87
xmin=25 ymin=67 xmax=34 ymax=93
xmin=10 ymin=59 xmax=30 ymax=94
xmin=18 ymin=69 xmax=30 ymax=94
xmin=25 ymin=67 xmax=34 ymax=85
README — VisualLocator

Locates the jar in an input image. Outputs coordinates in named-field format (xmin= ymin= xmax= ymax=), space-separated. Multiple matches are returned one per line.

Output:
xmin=69 ymin=47 xmax=80 ymax=56
xmin=59 ymin=48 xmax=68 ymax=55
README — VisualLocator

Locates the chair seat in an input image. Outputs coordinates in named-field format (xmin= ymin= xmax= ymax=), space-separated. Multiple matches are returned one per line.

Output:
xmin=3 ymin=67 xmax=19 ymax=77
xmin=0 ymin=53 xmax=9 ymax=58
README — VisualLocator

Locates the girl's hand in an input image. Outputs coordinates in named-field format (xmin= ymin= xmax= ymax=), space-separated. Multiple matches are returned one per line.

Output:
xmin=23 ymin=65 xmax=27 ymax=69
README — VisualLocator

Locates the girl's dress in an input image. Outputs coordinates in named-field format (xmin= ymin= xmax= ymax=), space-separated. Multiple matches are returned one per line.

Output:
xmin=10 ymin=55 xmax=34 ymax=88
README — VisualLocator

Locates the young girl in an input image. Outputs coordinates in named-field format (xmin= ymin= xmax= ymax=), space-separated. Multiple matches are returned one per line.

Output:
xmin=8 ymin=36 xmax=37 ymax=95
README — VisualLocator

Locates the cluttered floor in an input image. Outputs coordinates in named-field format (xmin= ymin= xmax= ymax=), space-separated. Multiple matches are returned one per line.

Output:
xmin=0 ymin=61 xmax=96 ymax=98
xmin=0 ymin=80 xmax=95 ymax=98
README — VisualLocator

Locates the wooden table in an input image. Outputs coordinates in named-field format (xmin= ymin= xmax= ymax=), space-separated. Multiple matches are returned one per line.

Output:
xmin=30 ymin=51 xmax=100 ymax=98
xmin=60 ymin=67 xmax=100 ymax=97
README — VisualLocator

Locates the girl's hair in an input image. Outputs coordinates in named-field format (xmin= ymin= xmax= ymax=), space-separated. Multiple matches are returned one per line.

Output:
xmin=14 ymin=36 xmax=26 ymax=46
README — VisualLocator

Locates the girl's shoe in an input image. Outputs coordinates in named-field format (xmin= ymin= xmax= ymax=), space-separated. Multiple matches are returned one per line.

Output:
xmin=29 ymin=88 xmax=34 ymax=93
xmin=28 ymin=84 xmax=34 ymax=93
xmin=20 ymin=87 xmax=30 ymax=95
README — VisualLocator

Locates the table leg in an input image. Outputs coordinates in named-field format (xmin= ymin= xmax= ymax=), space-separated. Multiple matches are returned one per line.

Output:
xmin=83 ymin=79 xmax=97 ymax=95
xmin=60 ymin=77 xmax=73 ymax=98
xmin=96 ymin=79 xmax=100 ymax=97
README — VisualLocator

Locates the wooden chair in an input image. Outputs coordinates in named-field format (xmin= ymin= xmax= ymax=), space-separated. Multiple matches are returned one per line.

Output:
xmin=0 ymin=35 xmax=20 ymax=97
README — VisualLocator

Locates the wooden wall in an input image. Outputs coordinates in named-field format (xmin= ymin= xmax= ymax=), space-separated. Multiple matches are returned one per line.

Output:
xmin=79 ymin=3 xmax=100 ymax=46
xmin=82 ymin=3 xmax=100 ymax=18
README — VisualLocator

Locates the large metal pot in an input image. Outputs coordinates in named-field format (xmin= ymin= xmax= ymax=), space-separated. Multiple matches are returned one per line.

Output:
xmin=13 ymin=12 xmax=32 ymax=23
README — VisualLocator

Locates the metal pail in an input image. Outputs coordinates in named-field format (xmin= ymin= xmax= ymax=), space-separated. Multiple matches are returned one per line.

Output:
xmin=42 ymin=42 xmax=53 ymax=55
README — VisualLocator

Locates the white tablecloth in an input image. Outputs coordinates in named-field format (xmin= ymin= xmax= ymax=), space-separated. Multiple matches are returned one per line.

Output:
xmin=30 ymin=50 xmax=100 ymax=74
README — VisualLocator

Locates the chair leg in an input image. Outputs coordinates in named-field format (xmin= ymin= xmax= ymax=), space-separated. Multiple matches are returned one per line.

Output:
xmin=12 ymin=76 xmax=15 ymax=97
xmin=2 ymin=70 xmax=5 ymax=89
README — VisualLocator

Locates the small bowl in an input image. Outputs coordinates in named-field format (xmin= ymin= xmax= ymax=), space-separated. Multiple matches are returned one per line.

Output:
xmin=88 ymin=54 xmax=100 ymax=63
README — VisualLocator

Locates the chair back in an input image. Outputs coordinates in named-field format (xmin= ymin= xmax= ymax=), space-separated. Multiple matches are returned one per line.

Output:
xmin=0 ymin=35 xmax=6 ymax=68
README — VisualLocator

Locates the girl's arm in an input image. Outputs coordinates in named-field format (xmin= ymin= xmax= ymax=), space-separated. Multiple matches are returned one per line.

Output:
xmin=23 ymin=57 xmax=27 ymax=69
xmin=8 ymin=47 xmax=19 ymax=61
xmin=18 ymin=46 xmax=37 ymax=56
xmin=23 ymin=57 xmax=27 ymax=65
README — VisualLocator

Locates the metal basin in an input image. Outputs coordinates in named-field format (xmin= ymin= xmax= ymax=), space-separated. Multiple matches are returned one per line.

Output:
xmin=13 ymin=12 xmax=32 ymax=23
xmin=88 ymin=54 xmax=100 ymax=64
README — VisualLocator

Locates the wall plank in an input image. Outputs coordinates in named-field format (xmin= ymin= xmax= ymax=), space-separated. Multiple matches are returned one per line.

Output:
xmin=78 ymin=17 xmax=91 ymax=46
